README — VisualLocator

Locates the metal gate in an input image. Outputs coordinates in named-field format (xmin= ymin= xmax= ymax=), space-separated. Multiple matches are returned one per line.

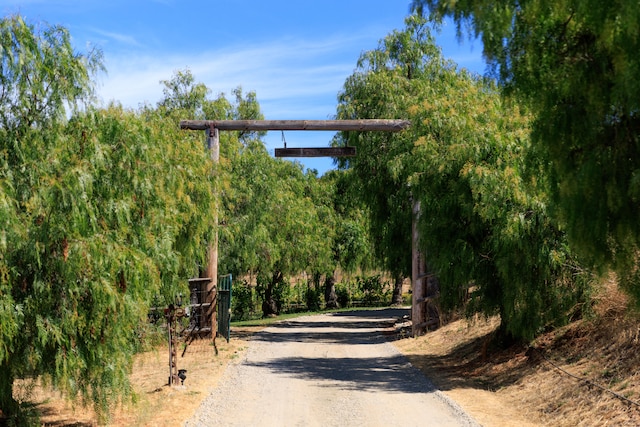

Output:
xmin=217 ymin=274 xmax=232 ymax=342
xmin=187 ymin=277 xmax=213 ymax=338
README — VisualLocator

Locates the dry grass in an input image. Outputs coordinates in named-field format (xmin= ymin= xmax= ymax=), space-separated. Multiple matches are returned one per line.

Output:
xmin=27 ymin=327 xmax=261 ymax=426
xmin=393 ymin=279 xmax=640 ymax=426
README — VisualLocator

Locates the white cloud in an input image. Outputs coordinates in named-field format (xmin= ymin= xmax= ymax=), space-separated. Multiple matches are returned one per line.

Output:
xmin=96 ymin=34 xmax=364 ymax=119
xmin=89 ymin=27 xmax=144 ymax=48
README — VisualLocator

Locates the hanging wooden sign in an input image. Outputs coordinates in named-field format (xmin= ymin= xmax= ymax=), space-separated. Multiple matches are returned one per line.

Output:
xmin=274 ymin=146 xmax=356 ymax=157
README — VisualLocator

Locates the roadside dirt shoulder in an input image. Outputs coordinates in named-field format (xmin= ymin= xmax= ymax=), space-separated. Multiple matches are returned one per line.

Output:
xmin=392 ymin=316 xmax=538 ymax=427
xmin=392 ymin=307 xmax=640 ymax=427
xmin=34 ymin=327 xmax=261 ymax=426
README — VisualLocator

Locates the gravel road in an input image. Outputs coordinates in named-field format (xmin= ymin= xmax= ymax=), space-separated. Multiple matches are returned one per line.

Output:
xmin=185 ymin=308 xmax=479 ymax=427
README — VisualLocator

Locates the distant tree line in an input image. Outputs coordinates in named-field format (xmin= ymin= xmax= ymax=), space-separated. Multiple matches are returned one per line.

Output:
xmin=231 ymin=274 xmax=396 ymax=321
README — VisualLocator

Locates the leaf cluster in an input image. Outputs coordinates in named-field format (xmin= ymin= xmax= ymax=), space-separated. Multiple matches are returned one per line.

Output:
xmin=412 ymin=0 xmax=640 ymax=303
xmin=219 ymin=141 xmax=333 ymax=279
xmin=0 ymin=15 xmax=103 ymax=132
xmin=0 ymin=105 xmax=216 ymax=422
xmin=0 ymin=17 xmax=216 ymax=423
xmin=336 ymin=14 xmax=591 ymax=341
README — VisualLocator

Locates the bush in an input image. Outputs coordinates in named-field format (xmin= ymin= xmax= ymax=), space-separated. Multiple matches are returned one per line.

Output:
xmin=357 ymin=274 xmax=390 ymax=306
xmin=335 ymin=282 xmax=352 ymax=308
xmin=305 ymin=282 xmax=323 ymax=311
xmin=232 ymin=280 xmax=256 ymax=321
xmin=273 ymin=277 xmax=292 ymax=313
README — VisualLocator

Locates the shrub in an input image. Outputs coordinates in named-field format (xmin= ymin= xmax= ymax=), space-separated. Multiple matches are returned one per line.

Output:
xmin=232 ymin=280 xmax=256 ymax=321
xmin=305 ymin=281 xmax=323 ymax=311
xmin=357 ymin=274 xmax=390 ymax=306
xmin=335 ymin=282 xmax=352 ymax=308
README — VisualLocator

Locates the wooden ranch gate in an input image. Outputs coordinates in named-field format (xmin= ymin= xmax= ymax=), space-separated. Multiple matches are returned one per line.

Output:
xmin=179 ymin=119 xmax=434 ymax=337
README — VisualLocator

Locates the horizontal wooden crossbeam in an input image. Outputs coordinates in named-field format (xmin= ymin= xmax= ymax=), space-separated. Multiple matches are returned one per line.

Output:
xmin=180 ymin=119 xmax=410 ymax=132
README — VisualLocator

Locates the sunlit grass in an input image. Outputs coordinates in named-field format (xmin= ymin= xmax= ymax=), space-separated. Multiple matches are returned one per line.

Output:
xmin=230 ymin=305 xmax=403 ymax=327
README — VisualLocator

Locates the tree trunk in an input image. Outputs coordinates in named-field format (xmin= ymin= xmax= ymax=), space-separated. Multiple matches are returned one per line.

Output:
xmin=261 ymin=271 xmax=281 ymax=318
xmin=0 ymin=360 xmax=20 ymax=424
xmin=306 ymin=273 xmax=322 ymax=311
xmin=324 ymin=273 xmax=339 ymax=309
xmin=496 ymin=307 xmax=518 ymax=348
xmin=391 ymin=274 xmax=404 ymax=306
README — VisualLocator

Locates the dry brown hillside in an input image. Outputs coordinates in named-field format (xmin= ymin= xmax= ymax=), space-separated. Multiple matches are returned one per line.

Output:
xmin=393 ymin=279 xmax=640 ymax=426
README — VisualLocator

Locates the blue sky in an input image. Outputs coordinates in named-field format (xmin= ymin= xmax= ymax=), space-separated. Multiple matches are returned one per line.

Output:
xmin=3 ymin=0 xmax=485 ymax=174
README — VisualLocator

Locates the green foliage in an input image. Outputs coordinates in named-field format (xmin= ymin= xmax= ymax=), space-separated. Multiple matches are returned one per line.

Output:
xmin=322 ymin=170 xmax=373 ymax=274
xmin=0 ymin=15 xmax=103 ymax=132
xmin=254 ymin=273 xmax=292 ymax=315
xmin=304 ymin=275 xmax=323 ymax=312
xmin=409 ymin=81 xmax=590 ymax=338
xmin=231 ymin=280 xmax=257 ymax=321
xmin=221 ymin=142 xmax=317 ymax=274
xmin=0 ymin=16 xmax=216 ymax=422
xmin=412 ymin=0 xmax=640 ymax=303
xmin=219 ymin=138 xmax=335 ymax=316
xmin=331 ymin=276 xmax=392 ymax=308
xmin=336 ymin=14 xmax=591 ymax=341
xmin=1 ymin=105 xmax=215 ymax=422
xmin=357 ymin=275 xmax=390 ymax=306
xmin=335 ymin=282 xmax=352 ymax=308
xmin=158 ymin=69 xmax=209 ymax=118
xmin=272 ymin=276 xmax=293 ymax=313
xmin=334 ymin=14 xmax=451 ymax=297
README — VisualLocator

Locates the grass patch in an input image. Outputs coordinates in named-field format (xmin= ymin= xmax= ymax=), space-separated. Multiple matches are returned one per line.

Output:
xmin=231 ymin=306 xmax=398 ymax=327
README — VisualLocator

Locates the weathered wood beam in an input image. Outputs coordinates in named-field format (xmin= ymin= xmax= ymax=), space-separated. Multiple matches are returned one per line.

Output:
xmin=275 ymin=147 xmax=356 ymax=157
xmin=180 ymin=119 xmax=411 ymax=132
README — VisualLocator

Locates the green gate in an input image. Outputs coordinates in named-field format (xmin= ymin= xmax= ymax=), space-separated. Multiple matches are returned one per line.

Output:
xmin=217 ymin=274 xmax=232 ymax=342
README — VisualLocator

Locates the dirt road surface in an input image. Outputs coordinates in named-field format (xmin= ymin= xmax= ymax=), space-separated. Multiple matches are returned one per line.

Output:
xmin=185 ymin=308 xmax=479 ymax=427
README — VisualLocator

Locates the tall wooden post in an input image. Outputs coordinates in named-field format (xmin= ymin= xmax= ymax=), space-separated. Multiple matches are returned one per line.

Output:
xmin=205 ymin=127 xmax=219 ymax=342
xmin=412 ymin=198 xmax=427 ymax=337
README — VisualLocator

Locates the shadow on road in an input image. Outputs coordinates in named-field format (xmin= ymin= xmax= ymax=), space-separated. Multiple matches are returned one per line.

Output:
xmin=252 ymin=329 xmax=387 ymax=344
xmin=244 ymin=307 xmax=437 ymax=395
xmin=251 ymin=307 xmax=410 ymax=345
xmin=246 ymin=354 xmax=436 ymax=394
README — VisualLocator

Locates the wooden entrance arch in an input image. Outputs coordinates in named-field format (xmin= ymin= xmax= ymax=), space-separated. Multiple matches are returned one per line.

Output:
xmin=179 ymin=119 xmax=431 ymax=340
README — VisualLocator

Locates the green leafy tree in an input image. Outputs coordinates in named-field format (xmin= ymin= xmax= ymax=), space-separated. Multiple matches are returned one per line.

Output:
xmin=156 ymin=69 xmax=334 ymax=319
xmin=408 ymin=70 xmax=588 ymax=341
xmin=0 ymin=16 xmax=215 ymax=424
xmin=304 ymin=170 xmax=338 ymax=309
xmin=158 ymin=68 xmax=264 ymax=144
xmin=321 ymin=169 xmax=373 ymax=307
xmin=1 ymin=105 xmax=215 ymax=424
xmin=0 ymin=15 xmax=103 ymax=132
xmin=334 ymin=15 xmax=440 ymax=306
xmin=411 ymin=0 xmax=640 ymax=302
xmin=158 ymin=68 xmax=209 ymax=118
xmin=336 ymin=14 xmax=590 ymax=341
xmin=0 ymin=15 xmax=104 ymax=421
xmin=219 ymin=142 xmax=333 ymax=317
